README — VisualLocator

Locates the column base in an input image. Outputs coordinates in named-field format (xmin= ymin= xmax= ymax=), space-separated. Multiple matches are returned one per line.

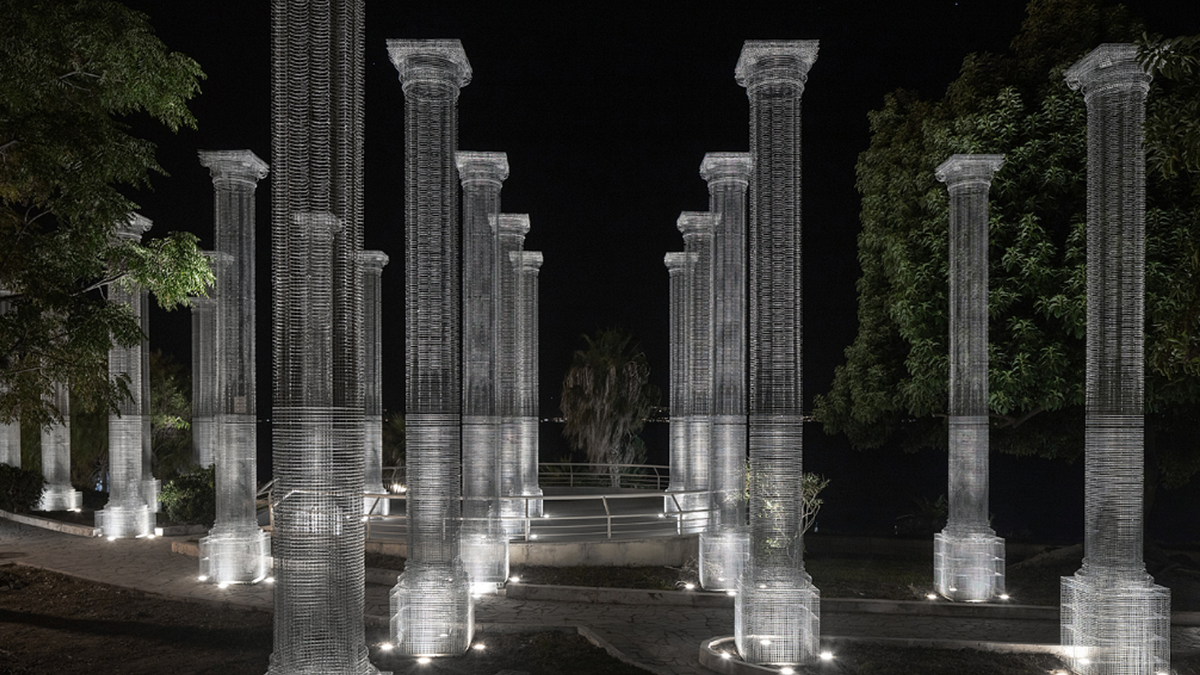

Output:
xmin=700 ymin=529 xmax=748 ymax=591
xmin=735 ymin=565 xmax=820 ymax=666
xmin=266 ymin=646 xmax=385 ymax=675
xmin=934 ymin=530 xmax=1005 ymax=602
xmin=199 ymin=523 xmax=271 ymax=584
xmin=459 ymin=523 xmax=509 ymax=590
xmin=96 ymin=502 xmax=153 ymax=539
xmin=142 ymin=478 xmax=161 ymax=513
xmin=37 ymin=484 xmax=82 ymax=512
xmin=1061 ymin=568 xmax=1170 ymax=675
xmin=390 ymin=560 xmax=474 ymax=656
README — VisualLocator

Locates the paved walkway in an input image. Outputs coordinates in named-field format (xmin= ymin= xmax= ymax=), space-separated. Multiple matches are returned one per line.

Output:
xmin=3 ymin=519 xmax=1197 ymax=675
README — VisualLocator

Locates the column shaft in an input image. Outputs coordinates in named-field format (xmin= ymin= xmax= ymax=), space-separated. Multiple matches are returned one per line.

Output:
xmin=512 ymin=251 xmax=544 ymax=519
xmin=361 ymin=250 xmax=390 ymax=514
xmin=497 ymin=214 xmax=529 ymax=528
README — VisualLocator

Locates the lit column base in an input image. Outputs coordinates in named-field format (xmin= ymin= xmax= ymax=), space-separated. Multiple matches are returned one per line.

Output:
xmin=96 ymin=502 xmax=152 ymax=539
xmin=1061 ymin=569 xmax=1170 ymax=675
xmin=364 ymin=487 xmax=390 ymax=515
xmin=460 ymin=519 xmax=509 ymax=589
xmin=390 ymin=560 xmax=474 ymax=656
xmin=934 ymin=530 xmax=1005 ymax=602
xmin=198 ymin=524 xmax=271 ymax=584
xmin=735 ymin=565 xmax=820 ymax=666
xmin=700 ymin=529 xmax=748 ymax=591
xmin=37 ymin=484 xmax=82 ymax=512
xmin=142 ymin=478 xmax=161 ymax=513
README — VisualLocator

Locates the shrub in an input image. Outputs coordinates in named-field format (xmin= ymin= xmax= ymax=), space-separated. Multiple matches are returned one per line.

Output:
xmin=0 ymin=464 xmax=45 ymax=513
xmin=159 ymin=465 xmax=215 ymax=527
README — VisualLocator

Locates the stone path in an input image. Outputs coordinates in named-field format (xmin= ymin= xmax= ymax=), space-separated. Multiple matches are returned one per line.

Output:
xmin=4 ymin=518 xmax=1198 ymax=675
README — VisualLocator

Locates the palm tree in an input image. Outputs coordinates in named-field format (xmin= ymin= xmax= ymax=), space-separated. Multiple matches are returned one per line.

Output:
xmin=560 ymin=328 xmax=660 ymax=487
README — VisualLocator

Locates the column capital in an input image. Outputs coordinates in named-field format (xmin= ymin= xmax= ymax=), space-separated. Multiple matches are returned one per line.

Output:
xmin=1064 ymin=43 xmax=1151 ymax=98
xmin=677 ymin=211 xmax=718 ymax=237
xmin=935 ymin=154 xmax=1005 ymax=189
xmin=387 ymin=39 xmax=471 ymax=92
xmin=664 ymin=251 xmax=696 ymax=273
xmin=198 ymin=149 xmax=269 ymax=185
xmin=736 ymin=40 xmax=819 ymax=93
xmin=700 ymin=152 xmax=753 ymax=187
xmin=494 ymin=213 xmax=530 ymax=237
xmin=510 ymin=250 xmax=543 ymax=272
xmin=114 ymin=213 xmax=152 ymax=241
xmin=359 ymin=249 xmax=390 ymax=272
xmin=455 ymin=151 xmax=510 ymax=186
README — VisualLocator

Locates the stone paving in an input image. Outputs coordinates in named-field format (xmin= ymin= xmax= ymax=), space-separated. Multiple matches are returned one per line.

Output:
xmin=4 ymin=518 xmax=1199 ymax=675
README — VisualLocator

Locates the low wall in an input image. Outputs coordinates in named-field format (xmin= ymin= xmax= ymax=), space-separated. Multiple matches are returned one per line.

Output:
xmin=367 ymin=533 xmax=700 ymax=567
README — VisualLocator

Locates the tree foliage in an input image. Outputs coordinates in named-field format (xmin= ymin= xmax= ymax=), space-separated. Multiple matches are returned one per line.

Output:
xmin=149 ymin=348 xmax=191 ymax=480
xmin=560 ymin=328 xmax=660 ymax=485
xmin=814 ymin=0 xmax=1200 ymax=487
xmin=0 ymin=0 xmax=211 ymax=429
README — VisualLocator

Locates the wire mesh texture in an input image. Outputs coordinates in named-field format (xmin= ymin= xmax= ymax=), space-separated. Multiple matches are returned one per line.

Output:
xmin=933 ymin=154 xmax=1006 ymax=603
xmin=699 ymin=152 xmax=753 ymax=591
xmin=512 ymin=250 xmax=544 ymax=518
xmin=190 ymin=288 xmax=217 ymax=468
xmin=734 ymin=40 xmax=821 ymax=667
xmin=387 ymin=38 xmax=474 ymax=657
xmin=361 ymin=250 xmax=390 ymax=514
xmin=96 ymin=214 xmax=154 ymax=539
xmin=269 ymin=0 xmax=375 ymax=672
xmin=38 ymin=379 xmax=81 ymax=511
xmin=496 ymin=213 xmax=530 ymax=530
xmin=664 ymin=251 xmax=694 ymax=513
xmin=677 ymin=212 xmax=717 ymax=534
xmin=455 ymin=152 xmax=509 ymax=588
xmin=197 ymin=150 xmax=270 ymax=585
xmin=0 ymin=290 xmax=17 ymax=468
xmin=1059 ymin=43 xmax=1170 ymax=675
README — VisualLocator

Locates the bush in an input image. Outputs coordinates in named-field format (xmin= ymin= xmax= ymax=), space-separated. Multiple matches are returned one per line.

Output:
xmin=159 ymin=465 xmax=215 ymax=527
xmin=0 ymin=464 xmax=45 ymax=513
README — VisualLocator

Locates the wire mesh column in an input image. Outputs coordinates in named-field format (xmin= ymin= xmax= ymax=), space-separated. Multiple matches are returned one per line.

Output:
xmin=664 ymin=251 xmax=694 ymax=516
xmin=190 ymin=275 xmax=217 ymax=469
xmin=197 ymin=150 xmax=270 ymax=586
xmin=38 ymin=379 xmax=80 ymax=511
xmin=734 ymin=40 xmax=820 ymax=667
xmin=361 ymin=250 xmax=390 ymax=515
xmin=96 ymin=214 xmax=154 ymax=539
xmin=387 ymin=38 xmax=474 ymax=657
xmin=678 ymin=211 xmax=717 ymax=534
xmin=0 ymin=290 xmax=21 ymax=468
xmin=511 ymin=251 xmax=544 ymax=520
xmin=700 ymin=152 xmax=752 ymax=591
xmin=496 ymin=213 xmax=530 ymax=531
xmin=933 ymin=154 xmax=1006 ymax=603
xmin=269 ymin=0 xmax=376 ymax=672
xmin=456 ymin=151 xmax=509 ymax=590
xmin=1060 ymin=43 xmax=1170 ymax=675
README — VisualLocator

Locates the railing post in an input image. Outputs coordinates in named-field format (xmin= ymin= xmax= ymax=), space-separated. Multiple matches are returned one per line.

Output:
xmin=602 ymin=496 xmax=612 ymax=539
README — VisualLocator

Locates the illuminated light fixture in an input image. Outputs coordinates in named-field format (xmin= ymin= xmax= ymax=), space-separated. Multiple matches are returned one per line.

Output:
xmin=720 ymin=653 xmax=732 ymax=660
xmin=820 ymin=651 xmax=835 ymax=661
xmin=530 ymin=534 xmax=538 ymax=540
xmin=146 ymin=534 xmax=157 ymax=540
xmin=657 ymin=513 xmax=665 ymax=518
xmin=541 ymin=513 xmax=550 ymax=518
xmin=684 ymin=583 xmax=695 ymax=591
xmin=726 ymin=590 xmax=736 ymax=596
xmin=417 ymin=656 xmax=432 ymax=665
xmin=264 ymin=576 xmax=275 ymax=584
xmin=760 ymin=639 xmax=772 ymax=646
xmin=107 ymin=536 xmax=117 ymax=542
xmin=781 ymin=668 xmax=796 ymax=674
xmin=472 ymin=643 xmax=485 ymax=651
xmin=926 ymin=593 xmax=938 ymax=600
xmin=509 ymin=576 xmax=520 ymax=583
xmin=198 ymin=575 xmax=209 ymax=582
xmin=379 ymin=643 xmax=393 ymax=652
xmin=218 ymin=582 xmax=230 ymax=589
xmin=999 ymin=593 xmax=1010 ymax=600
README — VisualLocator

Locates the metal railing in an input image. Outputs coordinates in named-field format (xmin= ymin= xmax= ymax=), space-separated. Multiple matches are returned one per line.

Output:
xmin=378 ymin=463 xmax=673 ymax=493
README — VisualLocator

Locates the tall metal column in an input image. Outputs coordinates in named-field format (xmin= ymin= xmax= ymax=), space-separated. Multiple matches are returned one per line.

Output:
xmin=665 ymin=251 xmax=694 ymax=515
xmin=388 ymin=39 xmax=474 ymax=657
xmin=361 ymin=250 xmax=390 ymax=514
xmin=97 ymin=214 xmax=154 ymax=539
xmin=38 ymin=379 xmax=81 ymax=510
xmin=678 ymin=211 xmax=717 ymax=534
xmin=190 ymin=278 xmax=217 ymax=469
xmin=496 ymin=213 xmax=530 ymax=529
xmin=933 ymin=153 xmax=1005 ymax=603
xmin=1061 ymin=43 xmax=1170 ymax=675
xmin=197 ymin=149 xmax=270 ymax=586
xmin=269 ymin=0 xmax=375 ymax=671
xmin=511 ymin=250 xmax=544 ymax=520
xmin=734 ymin=40 xmax=820 ymax=666
xmin=0 ymin=291 xmax=20 ymax=468
xmin=699 ymin=152 xmax=752 ymax=591
xmin=456 ymin=151 xmax=509 ymax=590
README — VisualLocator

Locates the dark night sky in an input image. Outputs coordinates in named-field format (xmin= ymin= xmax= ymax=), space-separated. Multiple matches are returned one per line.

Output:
xmin=122 ymin=0 xmax=1200 ymax=423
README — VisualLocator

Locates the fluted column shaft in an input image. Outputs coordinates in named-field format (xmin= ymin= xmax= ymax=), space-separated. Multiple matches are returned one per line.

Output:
xmin=497 ymin=213 xmax=529 ymax=525
xmin=665 ymin=252 xmax=693 ymax=503
xmin=512 ymin=251 xmax=544 ymax=518
xmin=190 ymin=284 xmax=217 ymax=469
xmin=361 ymin=250 xmax=389 ymax=509
xmin=38 ymin=378 xmax=80 ymax=510
xmin=678 ymin=212 xmax=717 ymax=533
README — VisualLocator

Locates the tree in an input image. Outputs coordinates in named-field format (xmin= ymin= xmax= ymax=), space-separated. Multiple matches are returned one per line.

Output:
xmin=148 ymin=348 xmax=191 ymax=480
xmin=560 ymin=328 xmax=661 ymax=486
xmin=0 ymin=0 xmax=211 ymax=430
xmin=814 ymin=0 xmax=1200 ymax=490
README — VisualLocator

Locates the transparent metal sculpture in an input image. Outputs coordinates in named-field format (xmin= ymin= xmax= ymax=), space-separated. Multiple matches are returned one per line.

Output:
xmin=388 ymin=38 xmax=474 ymax=657
xmin=0 ymin=290 xmax=19 ymax=469
xmin=933 ymin=154 xmax=1006 ymax=603
xmin=96 ymin=214 xmax=154 ymax=539
xmin=140 ymin=283 xmax=158 ymax=513
xmin=677 ymin=211 xmax=718 ymax=534
xmin=699 ymin=152 xmax=753 ymax=591
xmin=361 ymin=250 xmax=390 ymax=515
xmin=269 ymin=1 xmax=377 ymax=672
xmin=190 ymin=268 xmax=217 ymax=469
xmin=511 ymin=250 xmax=544 ymax=521
xmin=1060 ymin=43 xmax=1170 ymax=675
xmin=664 ymin=251 xmax=694 ymax=516
xmin=734 ymin=40 xmax=821 ymax=666
xmin=496 ymin=213 xmax=531 ymax=529
xmin=38 ymin=379 xmax=81 ymax=511
xmin=456 ymin=152 xmax=509 ymax=589
xmin=197 ymin=150 xmax=270 ymax=586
